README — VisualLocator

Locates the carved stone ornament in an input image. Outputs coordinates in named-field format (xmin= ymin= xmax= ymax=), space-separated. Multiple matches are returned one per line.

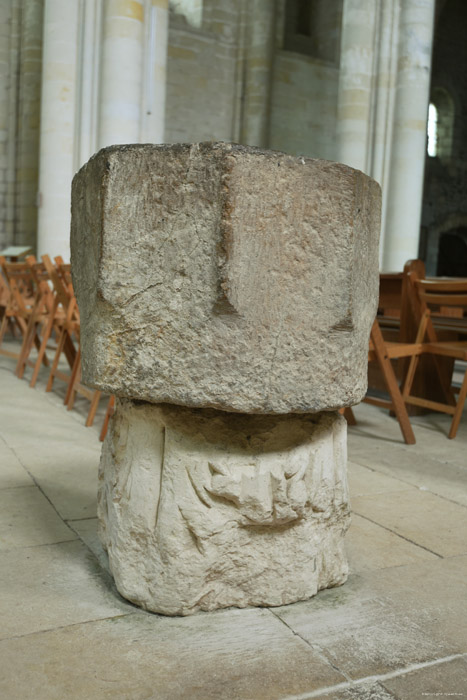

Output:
xmin=98 ymin=401 xmax=350 ymax=615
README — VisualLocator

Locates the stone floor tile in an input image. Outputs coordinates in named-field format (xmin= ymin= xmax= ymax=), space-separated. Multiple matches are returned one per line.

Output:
xmin=70 ymin=517 xmax=110 ymax=572
xmin=0 ymin=609 xmax=345 ymax=700
xmin=382 ymin=656 xmax=467 ymax=699
xmin=0 ymin=368 xmax=101 ymax=520
xmin=346 ymin=513 xmax=438 ymax=573
xmin=0 ymin=540 xmax=133 ymax=640
xmin=18 ymin=448 xmax=99 ymax=521
xmin=352 ymin=401 xmax=467 ymax=447
xmin=320 ymin=681 xmax=398 ymax=699
xmin=0 ymin=486 xmax=77 ymax=550
xmin=348 ymin=406 xmax=467 ymax=507
xmin=347 ymin=461 xmax=416 ymax=496
xmin=273 ymin=556 xmax=467 ymax=680
xmin=351 ymin=489 xmax=467 ymax=557
xmin=0 ymin=435 xmax=34 ymax=489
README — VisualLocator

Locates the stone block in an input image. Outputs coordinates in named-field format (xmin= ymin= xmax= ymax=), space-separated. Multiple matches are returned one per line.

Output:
xmin=98 ymin=400 xmax=350 ymax=615
xmin=71 ymin=142 xmax=381 ymax=414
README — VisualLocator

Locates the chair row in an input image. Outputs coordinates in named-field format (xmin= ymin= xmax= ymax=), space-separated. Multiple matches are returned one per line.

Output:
xmin=347 ymin=260 xmax=467 ymax=444
xmin=0 ymin=254 xmax=114 ymax=441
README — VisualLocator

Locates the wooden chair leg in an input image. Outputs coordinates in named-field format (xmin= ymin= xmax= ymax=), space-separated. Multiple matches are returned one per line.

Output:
xmin=339 ymin=406 xmax=357 ymax=426
xmin=85 ymin=390 xmax=101 ymax=427
xmin=100 ymin=395 xmax=115 ymax=442
xmin=0 ymin=313 xmax=8 ymax=347
xmin=448 ymin=370 xmax=467 ymax=439
xmin=15 ymin=319 xmax=36 ymax=378
xmin=66 ymin=348 xmax=81 ymax=409
xmin=29 ymin=314 xmax=54 ymax=388
xmin=46 ymin=329 xmax=67 ymax=392
xmin=371 ymin=321 xmax=416 ymax=445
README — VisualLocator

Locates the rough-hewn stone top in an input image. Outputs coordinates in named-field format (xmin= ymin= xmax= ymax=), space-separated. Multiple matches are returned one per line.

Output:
xmin=71 ymin=142 xmax=380 ymax=413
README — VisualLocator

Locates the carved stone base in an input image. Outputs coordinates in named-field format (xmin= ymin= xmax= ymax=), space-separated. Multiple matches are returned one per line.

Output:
xmin=98 ymin=400 xmax=350 ymax=616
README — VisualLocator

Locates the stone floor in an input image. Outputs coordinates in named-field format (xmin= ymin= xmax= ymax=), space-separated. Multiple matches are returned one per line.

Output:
xmin=1 ymin=338 xmax=466 ymax=699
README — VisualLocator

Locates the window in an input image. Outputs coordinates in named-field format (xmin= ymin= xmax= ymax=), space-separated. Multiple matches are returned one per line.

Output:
xmin=427 ymin=87 xmax=454 ymax=160
xmin=427 ymin=103 xmax=438 ymax=157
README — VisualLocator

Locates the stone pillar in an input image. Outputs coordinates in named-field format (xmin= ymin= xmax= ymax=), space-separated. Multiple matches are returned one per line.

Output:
xmin=71 ymin=142 xmax=381 ymax=615
xmin=74 ymin=0 xmax=103 ymax=169
xmin=2 ymin=0 xmax=21 ymax=247
xmin=98 ymin=0 xmax=145 ymax=147
xmin=382 ymin=0 xmax=435 ymax=271
xmin=369 ymin=0 xmax=399 ymax=266
xmin=140 ymin=0 xmax=168 ymax=143
xmin=337 ymin=0 xmax=379 ymax=172
xmin=0 ymin=1 xmax=13 ymax=246
xmin=37 ymin=0 xmax=80 ymax=259
xmin=240 ymin=0 xmax=276 ymax=148
xmin=16 ymin=0 xmax=43 ymax=249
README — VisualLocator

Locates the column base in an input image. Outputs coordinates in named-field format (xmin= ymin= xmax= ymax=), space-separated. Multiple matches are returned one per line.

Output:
xmin=98 ymin=400 xmax=350 ymax=616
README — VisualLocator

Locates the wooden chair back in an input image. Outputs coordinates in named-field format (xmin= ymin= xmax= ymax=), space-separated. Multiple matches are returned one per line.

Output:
xmin=402 ymin=275 xmax=467 ymax=438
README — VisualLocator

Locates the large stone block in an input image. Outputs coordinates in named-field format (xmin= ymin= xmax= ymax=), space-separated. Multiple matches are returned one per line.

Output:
xmin=98 ymin=400 xmax=350 ymax=615
xmin=71 ymin=142 xmax=380 ymax=413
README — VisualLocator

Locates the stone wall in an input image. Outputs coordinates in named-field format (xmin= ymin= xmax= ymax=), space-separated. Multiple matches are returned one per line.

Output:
xmin=421 ymin=0 xmax=467 ymax=274
xmin=0 ymin=0 xmax=20 ymax=249
xmin=165 ymin=0 xmax=241 ymax=144
xmin=164 ymin=0 xmax=339 ymax=161
xmin=270 ymin=51 xmax=338 ymax=160
xmin=0 ymin=0 xmax=42 ymax=251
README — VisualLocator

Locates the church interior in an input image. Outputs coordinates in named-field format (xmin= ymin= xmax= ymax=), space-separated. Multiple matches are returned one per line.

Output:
xmin=1 ymin=1 xmax=467 ymax=698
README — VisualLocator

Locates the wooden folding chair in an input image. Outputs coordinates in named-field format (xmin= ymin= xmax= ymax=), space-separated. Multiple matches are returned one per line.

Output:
xmin=41 ymin=255 xmax=102 ymax=427
xmin=43 ymin=256 xmax=79 ymax=394
xmin=0 ymin=256 xmax=44 ymax=365
xmin=15 ymin=256 xmax=59 ymax=381
xmin=402 ymin=276 xmax=467 ymax=439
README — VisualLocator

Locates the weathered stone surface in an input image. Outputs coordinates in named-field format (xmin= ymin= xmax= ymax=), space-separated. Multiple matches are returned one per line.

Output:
xmin=71 ymin=142 xmax=381 ymax=414
xmin=98 ymin=400 xmax=350 ymax=615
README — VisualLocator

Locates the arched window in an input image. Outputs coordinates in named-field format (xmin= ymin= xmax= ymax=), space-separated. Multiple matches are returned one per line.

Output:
xmin=427 ymin=103 xmax=438 ymax=157
xmin=427 ymin=87 xmax=455 ymax=160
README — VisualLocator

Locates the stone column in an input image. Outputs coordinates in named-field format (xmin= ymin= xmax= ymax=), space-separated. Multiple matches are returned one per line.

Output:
xmin=74 ymin=0 xmax=103 ymax=169
xmin=71 ymin=142 xmax=381 ymax=615
xmin=0 ymin=1 xmax=13 ymax=246
xmin=98 ymin=0 xmax=145 ymax=147
xmin=337 ymin=0 xmax=379 ymax=172
xmin=240 ymin=0 xmax=276 ymax=148
xmin=140 ymin=0 xmax=168 ymax=143
xmin=16 ymin=0 xmax=44 ymax=249
xmin=2 ymin=0 xmax=21 ymax=246
xmin=382 ymin=0 xmax=435 ymax=271
xmin=37 ymin=0 xmax=80 ymax=259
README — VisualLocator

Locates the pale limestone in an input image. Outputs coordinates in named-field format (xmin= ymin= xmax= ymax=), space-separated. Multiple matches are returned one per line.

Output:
xmin=71 ymin=141 xmax=381 ymax=414
xmin=351 ymin=489 xmax=467 ymax=557
xmin=0 ymin=609 xmax=346 ymax=700
xmin=0 ymin=486 xmax=76 ymax=550
xmin=346 ymin=513 xmax=437 ymax=574
xmin=0 ymin=540 xmax=131 ymax=640
xmin=98 ymin=400 xmax=350 ymax=615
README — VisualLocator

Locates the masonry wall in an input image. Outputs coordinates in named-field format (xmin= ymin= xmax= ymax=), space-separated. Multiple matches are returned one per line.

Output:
xmin=164 ymin=0 xmax=339 ymax=162
xmin=165 ymin=0 xmax=241 ymax=144
xmin=0 ymin=0 xmax=20 ymax=249
xmin=270 ymin=51 xmax=338 ymax=160
xmin=0 ymin=0 xmax=344 ymax=251
xmin=421 ymin=0 xmax=467 ymax=274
